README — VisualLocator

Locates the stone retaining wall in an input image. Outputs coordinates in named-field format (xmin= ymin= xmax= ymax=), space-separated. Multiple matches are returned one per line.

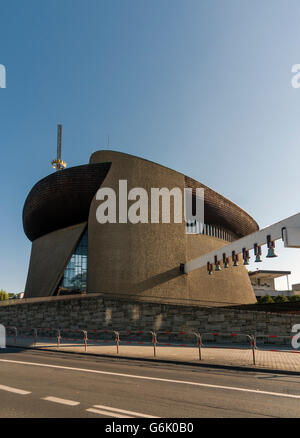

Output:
xmin=0 ymin=293 xmax=299 ymax=338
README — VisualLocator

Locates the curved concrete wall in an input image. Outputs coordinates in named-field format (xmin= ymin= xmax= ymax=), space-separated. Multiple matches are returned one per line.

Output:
xmin=186 ymin=234 xmax=256 ymax=306
xmin=88 ymin=150 xmax=187 ymax=300
xmin=88 ymin=150 xmax=256 ymax=305
xmin=23 ymin=150 xmax=257 ymax=305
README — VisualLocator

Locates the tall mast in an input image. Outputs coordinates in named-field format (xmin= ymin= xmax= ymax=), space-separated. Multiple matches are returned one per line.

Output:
xmin=51 ymin=124 xmax=67 ymax=171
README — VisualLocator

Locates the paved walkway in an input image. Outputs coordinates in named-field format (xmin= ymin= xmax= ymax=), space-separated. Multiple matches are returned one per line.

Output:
xmin=4 ymin=336 xmax=300 ymax=373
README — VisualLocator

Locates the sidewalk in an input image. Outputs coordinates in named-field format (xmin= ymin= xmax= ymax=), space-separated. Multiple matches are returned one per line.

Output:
xmin=5 ymin=336 xmax=300 ymax=374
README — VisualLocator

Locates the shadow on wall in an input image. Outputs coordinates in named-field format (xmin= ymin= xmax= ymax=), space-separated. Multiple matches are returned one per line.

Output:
xmin=103 ymin=303 xmax=165 ymax=332
xmin=134 ymin=267 xmax=182 ymax=293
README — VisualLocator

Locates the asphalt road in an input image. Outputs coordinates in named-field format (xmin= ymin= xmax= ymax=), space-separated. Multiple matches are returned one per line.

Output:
xmin=0 ymin=347 xmax=300 ymax=418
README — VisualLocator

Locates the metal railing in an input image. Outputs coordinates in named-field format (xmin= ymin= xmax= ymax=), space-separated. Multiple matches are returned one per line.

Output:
xmin=3 ymin=326 xmax=300 ymax=367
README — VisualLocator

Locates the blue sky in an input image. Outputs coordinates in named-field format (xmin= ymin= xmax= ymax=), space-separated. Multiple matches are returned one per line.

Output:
xmin=1 ymin=0 xmax=300 ymax=293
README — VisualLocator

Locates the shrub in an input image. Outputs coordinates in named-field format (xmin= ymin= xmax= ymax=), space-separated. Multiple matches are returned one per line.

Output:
xmin=273 ymin=295 xmax=288 ymax=303
xmin=258 ymin=294 xmax=274 ymax=304
xmin=289 ymin=295 xmax=300 ymax=302
xmin=0 ymin=290 xmax=9 ymax=301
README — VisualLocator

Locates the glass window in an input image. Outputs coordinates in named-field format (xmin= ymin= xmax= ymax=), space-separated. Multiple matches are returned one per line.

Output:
xmin=60 ymin=228 xmax=88 ymax=293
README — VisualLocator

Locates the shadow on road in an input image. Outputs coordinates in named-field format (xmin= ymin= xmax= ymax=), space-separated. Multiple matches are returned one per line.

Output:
xmin=0 ymin=346 xmax=32 ymax=355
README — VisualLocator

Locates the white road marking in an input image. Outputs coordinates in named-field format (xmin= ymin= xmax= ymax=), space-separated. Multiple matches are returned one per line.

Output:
xmin=0 ymin=358 xmax=300 ymax=400
xmin=93 ymin=404 xmax=158 ymax=418
xmin=0 ymin=384 xmax=31 ymax=395
xmin=42 ymin=396 xmax=80 ymax=406
xmin=86 ymin=408 xmax=133 ymax=418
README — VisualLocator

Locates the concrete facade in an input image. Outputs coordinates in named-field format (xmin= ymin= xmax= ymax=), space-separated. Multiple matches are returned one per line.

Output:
xmin=186 ymin=234 xmax=257 ymax=306
xmin=88 ymin=150 xmax=187 ymax=301
xmin=24 ymin=223 xmax=87 ymax=298
xmin=22 ymin=150 xmax=259 ymax=306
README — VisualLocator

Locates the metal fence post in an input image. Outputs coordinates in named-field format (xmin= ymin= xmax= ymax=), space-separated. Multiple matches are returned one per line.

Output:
xmin=83 ymin=330 xmax=88 ymax=352
xmin=197 ymin=333 xmax=202 ymax=361
xmin=114 ymin=331 xmax=120 ymax=354
xmin=151 ymin=331 xmax=157 ymax=357
xmin=57 ymin=329 xmax=61 ymax=348
xmin=251 ymin=335 xmax=256 ymax=365
xmin=33 ymin=328 xmax=38 ymax=347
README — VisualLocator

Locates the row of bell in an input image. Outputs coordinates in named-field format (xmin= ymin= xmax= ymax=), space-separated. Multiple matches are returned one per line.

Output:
xmin=208 ymin=237 xmax=278 ymax=274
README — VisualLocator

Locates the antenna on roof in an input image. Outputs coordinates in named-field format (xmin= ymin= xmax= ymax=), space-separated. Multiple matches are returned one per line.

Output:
xmin=51 ymin=124 xmax=67 ymax=171
xmin=57 ymin=124 xmax=62 ymax=161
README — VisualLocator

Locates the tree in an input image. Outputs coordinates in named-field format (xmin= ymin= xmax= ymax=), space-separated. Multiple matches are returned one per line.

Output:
xmin=0 ymin=290 xmax=9 ymax=301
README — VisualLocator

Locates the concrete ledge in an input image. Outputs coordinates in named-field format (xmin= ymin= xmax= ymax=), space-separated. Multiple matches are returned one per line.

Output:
xmin=0 ymin=291 xmax=258 ymax=309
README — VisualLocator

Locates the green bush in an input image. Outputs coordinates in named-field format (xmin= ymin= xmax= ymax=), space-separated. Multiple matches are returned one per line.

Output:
xmin=258 ymin=294 xmax=274 ymax=304
xmin=288 ymin=295 xmax=300 ymax=302
xmin=257 ymin=294 xmax=300 ymax=304
xmin=273 ymin=295 xmax=288 ymax=303
xmin=0 ymin=290 xmax=9 ymax=301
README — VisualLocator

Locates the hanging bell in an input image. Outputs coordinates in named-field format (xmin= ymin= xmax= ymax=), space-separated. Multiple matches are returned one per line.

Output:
xmin=231 ymin=251 xmax=236 ymax=266
xmin=266 ymin=239 xmax=277 ymax=258
xmin=233 ymin=255 xmax=239 ymax=267
xmin=224 ymin=258 xmax=229 ymax=268
xmin=207 ymin=262 xmax=213 ymax=275
xmin=214 ymin=256 xmax=221 ymax=271
xmin=215 ymin=262 xmax=222 ymax=271
xmin=242 ymin=248 xmax=248 ymax=265
xmin=266 ymin=247 xmax=277 ymax=258
xmin=255 ymin=245 xmax=262 ymax=262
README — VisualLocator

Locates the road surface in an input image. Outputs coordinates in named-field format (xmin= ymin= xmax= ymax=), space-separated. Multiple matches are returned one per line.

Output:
xmin=0 ymin=347 xmax=299 ymax=418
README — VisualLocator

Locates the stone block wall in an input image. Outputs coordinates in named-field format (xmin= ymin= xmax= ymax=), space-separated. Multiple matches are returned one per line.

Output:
xmin=0 ymin=294 xmax=299 ymax=342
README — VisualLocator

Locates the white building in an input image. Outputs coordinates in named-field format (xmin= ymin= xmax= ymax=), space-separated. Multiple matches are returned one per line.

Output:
xmin=10 ymin=292 xmax=24 ymax=300
xmin=248 ymin=270 xmax=296 ymax=298
xmin=292 ymin=284 xmax=300 ymax=294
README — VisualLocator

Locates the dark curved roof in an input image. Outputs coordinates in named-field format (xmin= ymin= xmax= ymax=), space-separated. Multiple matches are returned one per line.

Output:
xmin=23 ymin=154 xmax=258 ymax=242
xmin=23 ymin=162 xmax=111 ymax=241
xmin=184 ymin=175 xmax=259 ymax=238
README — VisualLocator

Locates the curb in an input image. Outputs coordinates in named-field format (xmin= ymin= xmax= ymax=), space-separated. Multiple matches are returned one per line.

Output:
xmin=4 ymin=344 xmax=300 ymax=377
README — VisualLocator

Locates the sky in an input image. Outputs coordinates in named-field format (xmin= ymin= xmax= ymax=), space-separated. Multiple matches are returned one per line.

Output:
xmin=1 ymin=0 xmax=300 ymax=293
